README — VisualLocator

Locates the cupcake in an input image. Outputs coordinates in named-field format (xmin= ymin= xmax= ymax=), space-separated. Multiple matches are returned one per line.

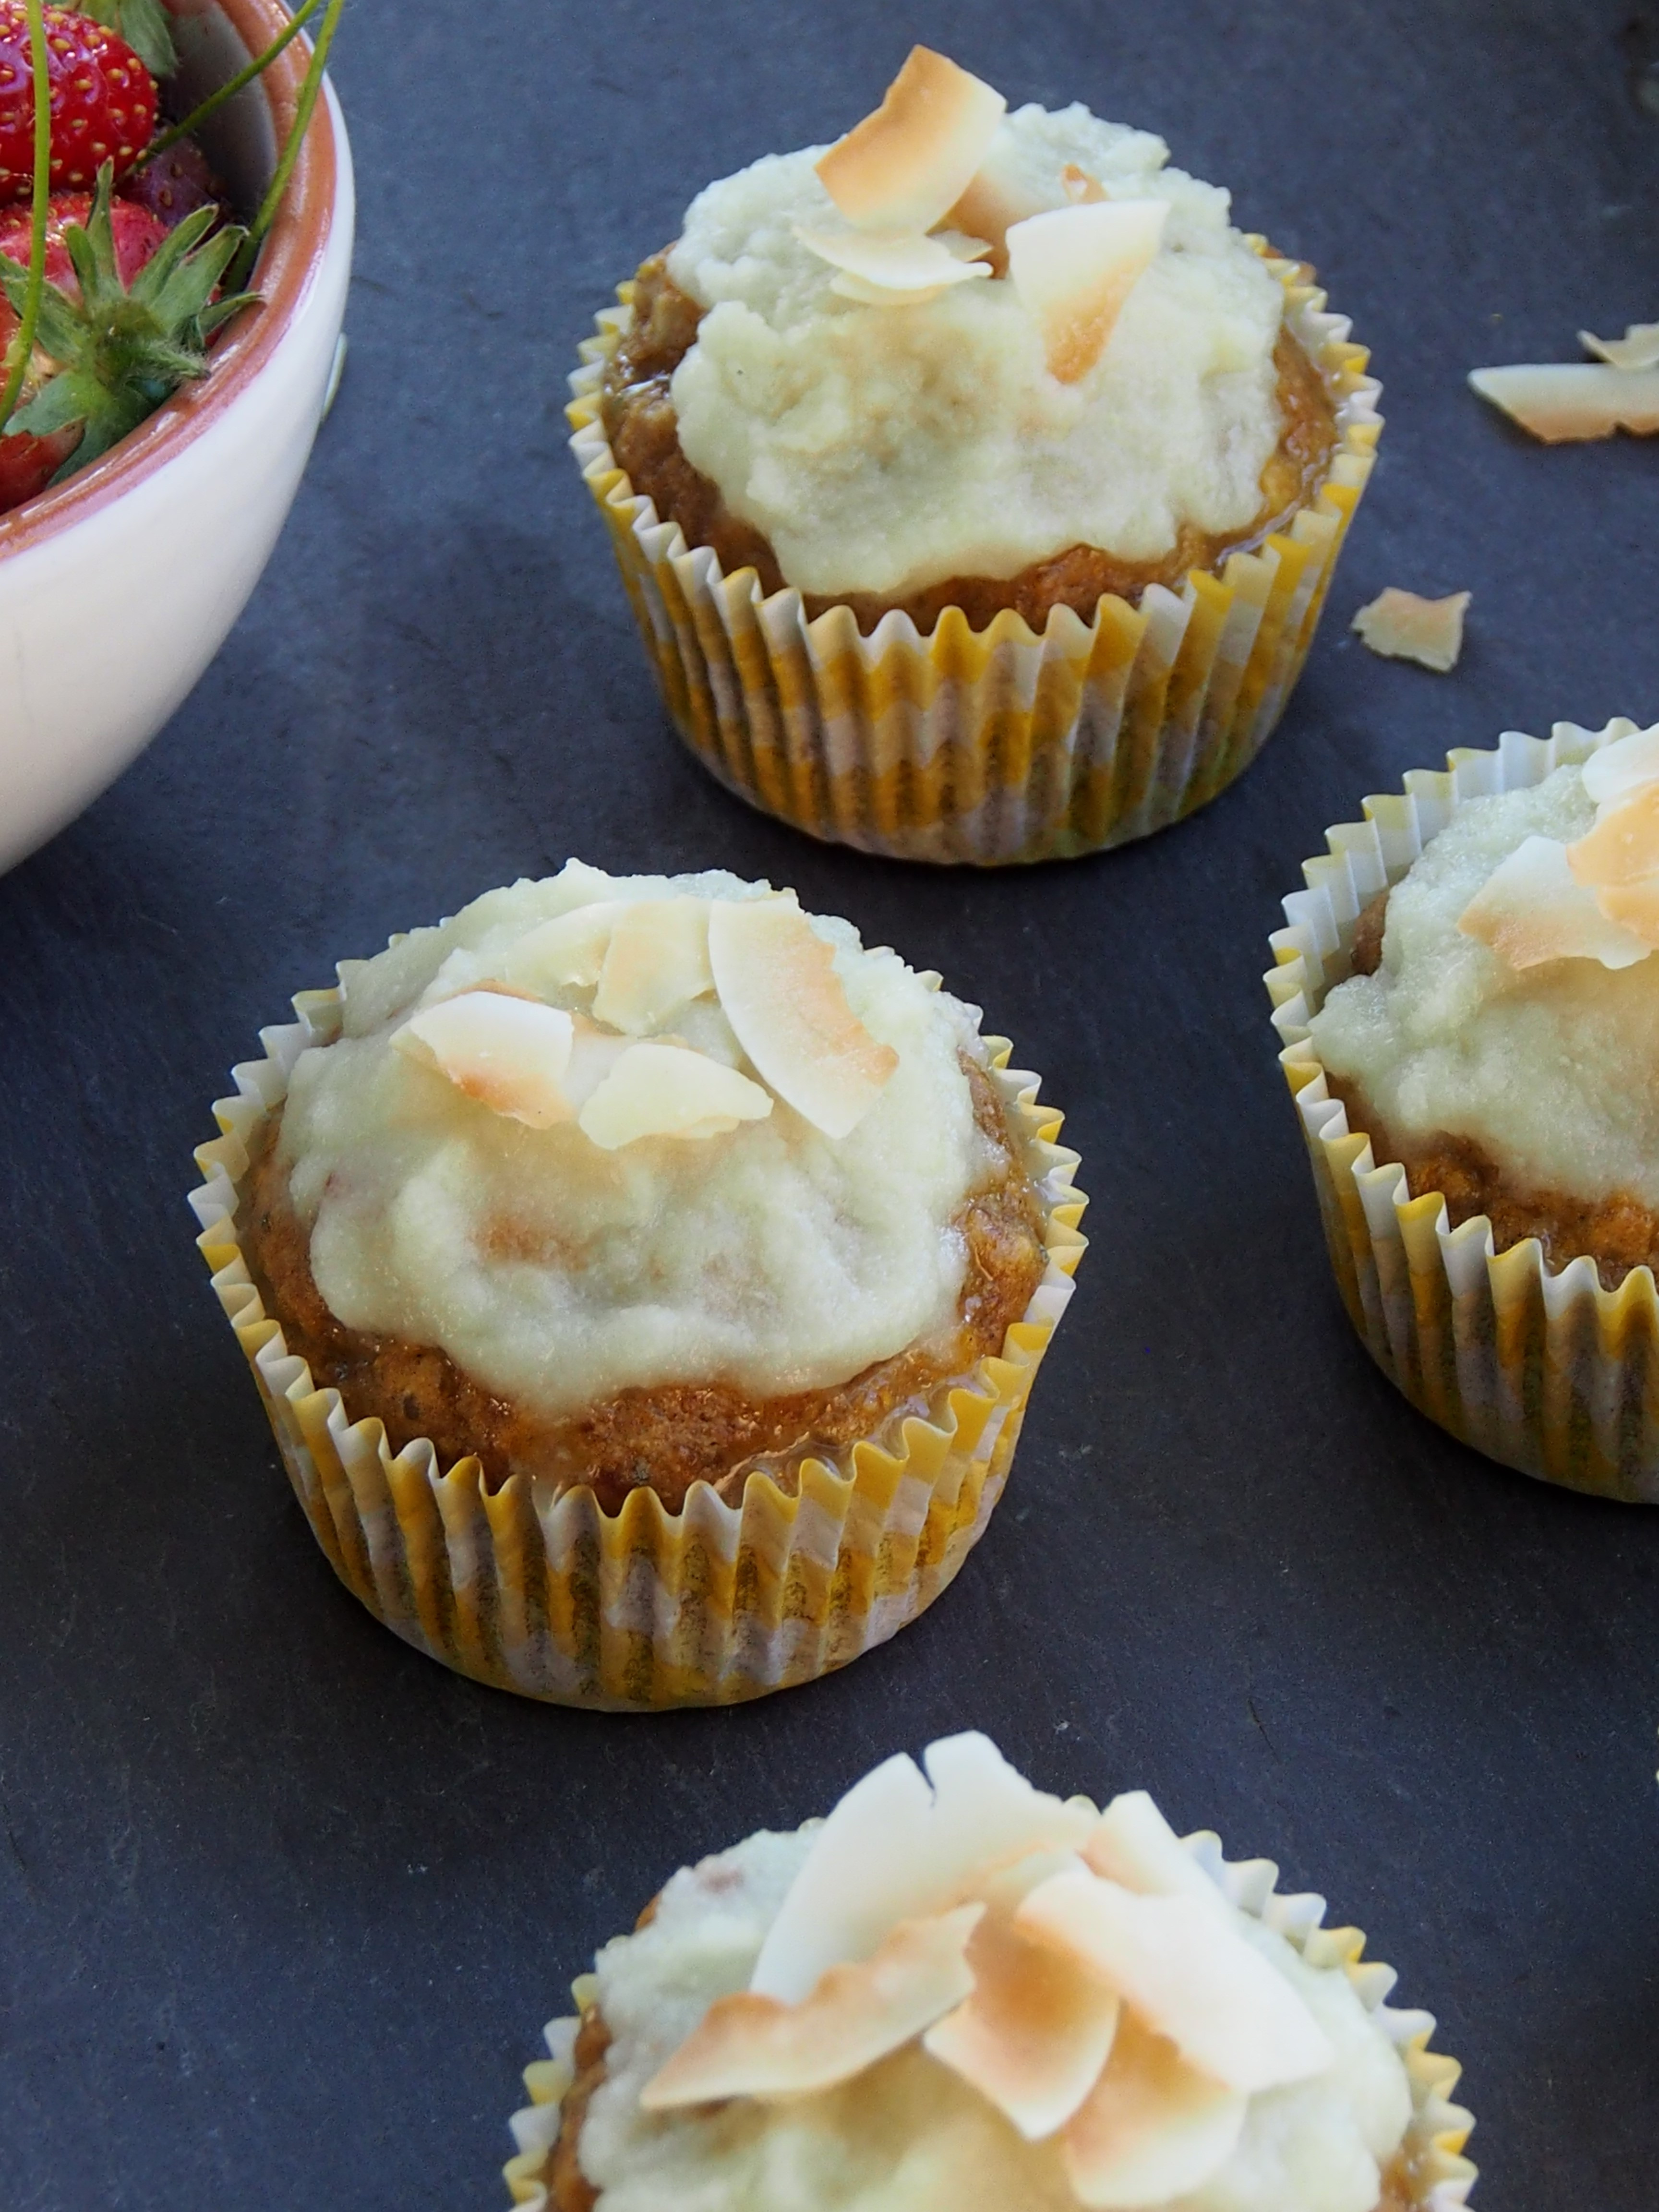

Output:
xmin=191 ymin=864 xmax=1087 ymax=1706
xmin=505 ymin=1732 xmax=1476 ymax=2211
xmin=568 ymin=47 xmax=1380 ymax=865
xmin=1268 ymin=714 xmax=1659 ymax=1499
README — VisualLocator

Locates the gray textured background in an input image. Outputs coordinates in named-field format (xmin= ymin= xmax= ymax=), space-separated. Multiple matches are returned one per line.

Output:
xmin=2 ymin=1 xmax=1657 ymax=2204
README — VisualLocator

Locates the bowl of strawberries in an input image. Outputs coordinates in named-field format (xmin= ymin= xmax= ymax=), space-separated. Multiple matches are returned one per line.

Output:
xmin=0 ymin=0 xmax=352 ymax=873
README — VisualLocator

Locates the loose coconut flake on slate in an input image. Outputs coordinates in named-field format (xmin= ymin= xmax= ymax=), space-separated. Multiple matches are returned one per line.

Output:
xmin=1579 ymin=321 xmax=1659 ymax=371
xmin=1350 ymin=588 xmax=1470 ymax=673
xmin=1468 ymin=362 xmax=1659 ymax=441
xmin=1007 ymin=200 xmax=1169 ymax=384
xmin=708 ymin=899 xmax=899 ymax=1142
xmin=391 ymin=990 xmax=577 ymax=1129
xmin=816 ymin=47 xmax=1005 ymax=236
xmin=641 ymin=1907 xmax=984 ymax=2108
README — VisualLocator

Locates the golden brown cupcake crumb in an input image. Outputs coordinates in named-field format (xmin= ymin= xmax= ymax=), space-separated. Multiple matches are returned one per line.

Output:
xmin=1330 ymin=1069 xmax=1659 ymax=1289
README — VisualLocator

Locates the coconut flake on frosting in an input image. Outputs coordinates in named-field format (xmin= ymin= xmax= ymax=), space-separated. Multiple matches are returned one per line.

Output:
xmin=665 ymin=80 xmax=1291 ymax=598
xmin=816 ymin=47 xmax=1005 ymax=235
xmin=280 ymin=863 xmax=991 ymax=1419
xmin=1453 ymin=721 xmax=1659 ymax=970
xmin=1006 ymin=199 xmax=1169 ymax=383
xmin=561 ymin=1736 xmax=1415 ymax=2212
xmin=1313 ymin=722 xmax=1659 ymax=1212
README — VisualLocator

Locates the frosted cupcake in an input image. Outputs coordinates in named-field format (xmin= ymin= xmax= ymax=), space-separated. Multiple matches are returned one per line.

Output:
xmin=1268 ymin=715 xmax=1659 ymax=1499
xmin=569 ymin=47 xmax=1380 ymax=863
xmin=192 ymin=865 xmax=1087 ymax=1705
xmin=505 ymin=1733 xmax=1476 ymax=2211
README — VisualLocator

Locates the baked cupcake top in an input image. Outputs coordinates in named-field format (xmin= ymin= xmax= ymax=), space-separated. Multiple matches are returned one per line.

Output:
xmin=663 ymin=49 xmax=1293 ymax=599
xmin=272 ymin=864 xmax=1005 ymax=1419
xmin=533 ymin=1734 xmax=1424 ymax=2212
xmin=1310 ymin=720 xmax=1659 ymax=1211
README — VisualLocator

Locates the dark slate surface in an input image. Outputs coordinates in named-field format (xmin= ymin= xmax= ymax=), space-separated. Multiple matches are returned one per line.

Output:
xmin=2 ymin=1 xmax=1657 ymax=2205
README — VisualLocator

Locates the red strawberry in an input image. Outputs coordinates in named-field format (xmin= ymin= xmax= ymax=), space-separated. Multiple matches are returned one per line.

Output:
xmin=0 ymin=186 xmax=165 ymax=512
xmin=0 ymin=4 xmax=157 ymax=204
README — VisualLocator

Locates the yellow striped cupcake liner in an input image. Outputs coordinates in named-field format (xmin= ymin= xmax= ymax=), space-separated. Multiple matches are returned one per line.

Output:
xmin=1267 ymin=715 xmax=1659 ymax=1502
xmin=503 ymin=1824 xmax=1476 ymax=2209
xmin=190 ymin=986 xmax=1087 ymax=1708
xmin=566 ymin=248 xmax=1380 ymax=866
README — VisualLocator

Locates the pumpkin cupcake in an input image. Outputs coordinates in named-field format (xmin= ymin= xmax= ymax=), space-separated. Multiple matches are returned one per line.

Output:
xmin=1268 ymin=714 xmax=1659 ymax=1499
xmin=505 ymin=1733 xmax=1476 ymax=2211
xmin=192 ymin=864 xmax=1086 ymax=1706
xmin=569 ymin=47 xmax=1380 ymax=863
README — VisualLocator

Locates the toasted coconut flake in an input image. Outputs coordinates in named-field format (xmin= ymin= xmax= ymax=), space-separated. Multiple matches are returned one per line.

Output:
xmin=1015 ymin=1871 xmax=1332 ymax=2094
xmin=576 ymin=1040 xmax=772 ymax=1150
xmin=1061 ymin=163 xmax=1106 ymax=204
xmin=1567 ymin=782 xmax=1659 ymax=888
xmin=1593 ymin=877 xmax=1659 ymax=950
xmin=751 ymin=1735 xmax=1095 ymax=2005
xmin=562 ymin=1014 xmax=633 ymax=1108
xmin=1062 ymin=2010 xmax=1248 ymax=2210
xmin=1350 ymin=588 xmax=1469 ymax=673
xmin=1469 ymin=362 xmax=1659 ymax=442
xmin=1083 ymin=1794 xmax=1224 ymax=1905
xmin=1007 ymin=200 xmax=1168 ymax=384
xmin=1580 ymin=322 xmax=1659 ymax=372
xmin=391 ymin=990 xmax=575 ymax=1129
xmin=642 ymin=1906 xmax=983 ymax=2109
xmin=1458 ymin=835 xmax=1651 ymax=970
xmin=707 ymin=899 xmax=899 ymax=1141
xmin=924 ymin=1907 xmax=1121 ymax=2140
xmin=500 ymin=902 xmax=628 ymax=995
xmin=945 ymin=139 xmax=1052 ymax=274
xmin=1580 ymin=721 xmax=1659 ymax=811
xmin=797 ymin=227 xmax=992 ymax=301
xmin=816 ymin=47 xmax=1005 ymax=236
xmin=591 ymin=898 xmax=715 ymax=1035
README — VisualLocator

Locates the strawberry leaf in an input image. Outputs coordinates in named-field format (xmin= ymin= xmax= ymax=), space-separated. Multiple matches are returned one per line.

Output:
xmin=0 ymin=165 xmax=256 ymax=471
xmin=78 ymin=0 xmax=177 ymax=80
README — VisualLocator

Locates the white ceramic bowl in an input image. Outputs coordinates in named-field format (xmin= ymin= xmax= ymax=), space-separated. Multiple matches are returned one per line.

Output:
xmin=0 ymin=0 xmax=354 ymax=874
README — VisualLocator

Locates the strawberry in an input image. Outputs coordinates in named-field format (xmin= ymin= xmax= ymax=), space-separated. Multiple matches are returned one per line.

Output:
xmin=0 ymin=3 xmax=157 ymax=204
xmin=0 ymin=172 xmax=246 ymax=514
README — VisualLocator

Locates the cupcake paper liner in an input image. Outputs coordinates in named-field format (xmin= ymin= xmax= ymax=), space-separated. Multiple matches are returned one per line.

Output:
xmin=566 ymin=248 xmax=1380 ymax=866
xmin=503 ymin=1831 xmax=1476 ymax=2209
xmin=190 ymin=985 xmax=1087 ymax=1708
xmin=1267 ymin=716 xmax=1659 ymax=1502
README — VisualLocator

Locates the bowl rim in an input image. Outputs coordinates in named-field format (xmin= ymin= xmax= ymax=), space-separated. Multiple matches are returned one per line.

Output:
xmin=0 ymin=0 xmax=340 ymax=561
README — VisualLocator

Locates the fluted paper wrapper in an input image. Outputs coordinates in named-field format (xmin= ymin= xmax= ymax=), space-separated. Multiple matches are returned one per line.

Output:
xmin=190 ymin=987 xmax=1087 ymax=1708
xmin=503 ymin=1833 xmax=1476 ymax=2210
xmin=566 ymin=248 xmax=1380 ymax=865
xmin=1268 ymin=717 xmax=1659 ymax=1501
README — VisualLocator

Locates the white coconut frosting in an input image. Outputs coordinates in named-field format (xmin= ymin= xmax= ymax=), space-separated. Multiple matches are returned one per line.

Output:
xmin=552 ymin=1736 xmax=1413 ymax=2212
xmin=1310 ymin=738 xmax=1659 ymax=1209
xmin=663 ymin=89 xmax=1290 ymax=599
xmin=273 ymin=864 xmax=1004 ymax=1418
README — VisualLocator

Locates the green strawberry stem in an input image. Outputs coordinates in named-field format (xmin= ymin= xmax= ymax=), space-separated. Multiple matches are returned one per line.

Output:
xmin=225 ymin=0 xmax=348 ymax=292
xmin=137 ymin=0 xmax=328 ymax=170
xmin=0 ymin=0 xmax=52 ymax=435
